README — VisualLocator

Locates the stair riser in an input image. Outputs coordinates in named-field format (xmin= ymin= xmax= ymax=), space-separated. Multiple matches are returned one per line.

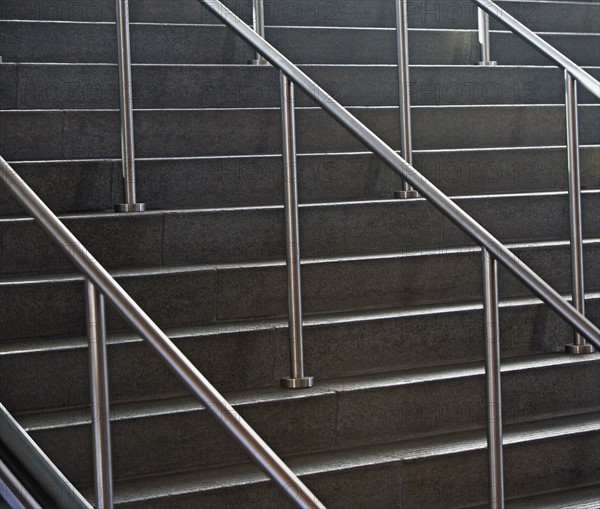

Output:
xmin=4 ymin=64 xmax=599 ymax=110
xmin=1 ymin=243 xmax=598 ymax=341
xmin=2 ymin=23 xmax=599 ymax=66
xmin=2 ymin=106 xmax=599 ymax=161
xmin=3 ymin=148 xmax=599 ymax=214
xmin=23 ymin=362 xmax=600 ymax=486
xmin=3 ymin=299 xmax=598 ymax=413
xmin=2 ymin=0 xmax=599 ymax=33
xmin=2 ymin=193 xmax=599 ymax=274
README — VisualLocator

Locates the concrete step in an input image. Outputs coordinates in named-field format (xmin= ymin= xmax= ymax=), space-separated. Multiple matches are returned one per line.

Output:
xmin=2 ymin=63 xmax=599 ymax=110
xmin=1 ymin=0 xmax=598 ymax=33
xmin=500 ymin=484 xmax=600 ymax=508
xmin=105 ymin=412 xmax=600 ymax=508
xmin=1 ymin=22 xmax=598 ymax=66
xmin=0 ymin=239 xmax=598 ymax=341
xmin=1 ymin=105 xmax=599 ymax=161
xmin=11 ymin=355 xmax=600 ymax=487
xmin=2 ymin=146 xmax=599 ymax=214
xmin=1 ymin=191 xmax=599 ymax=274
xmin=1 ymin=293 xmax=598 ymax=412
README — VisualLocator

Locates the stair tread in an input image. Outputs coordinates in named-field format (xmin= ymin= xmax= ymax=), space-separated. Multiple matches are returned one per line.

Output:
xmin=2 ymin=291 xmax=598 ymax=356
xmin=0 ymin=238 xmax=600 ymax=280
xmin=4 ymin=104 xmax=600 ymax=112
xmin=106 ymin=411 xmax=600 ymax=503
xmin=3 ymin=144 xmax=599 ymax=168
xmin=1 ymin=238 xmax=598 ymax=286
xmin=0 ymin=189 xmax=600 ymax=217
xmin=15 ymin=352 xmax=600 ymax=431
xmin=504 ymin=484 xmax=600 ymax=508
xmin=2 ymin=19 xmax=598 ymax=35
xmin=2 ymin=188 xmax=599 ymax=221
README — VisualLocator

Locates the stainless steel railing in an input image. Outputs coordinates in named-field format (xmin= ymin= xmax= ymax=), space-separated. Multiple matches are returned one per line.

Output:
xmin=472 ymin=0 xmax=600 ymax=359
xmin=477 ymin=8 xmax=497 ymax=66
xmin=279 ymin=72 xmax=314 ymax=389
xmin=250 ymin=0 xmax=268 ymax=65
xmin=195 ymin=2 xmax=600 ymax=509
xmin=114 ymin=0 xmax=144 ymax=213
xmin=0 ymin=157 xmax=325 ymax=509
xmin=199 ymin=0 xmax=600 ymax=346
xmin=0 ymin=403 xmax=92 ymax=509
xmin=11 ymin=0 xmax=600 ymax=508
xmin=394 ymin=0 xmax=419 ymax=199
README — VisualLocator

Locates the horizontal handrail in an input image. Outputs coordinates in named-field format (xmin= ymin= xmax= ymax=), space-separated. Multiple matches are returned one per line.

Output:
xmin=0 ymin=403 xmax=92 ymax=509
xmin=0 ymin=156 xmax=324 ymax=509
xmin=198 ymin=0 xmax=600 ymax=347
xmin=473 ymin=0 xmax=600 ymax=99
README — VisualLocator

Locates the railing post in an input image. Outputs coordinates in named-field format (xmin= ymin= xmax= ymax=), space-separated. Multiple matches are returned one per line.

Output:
xmin=84 ymin=280 xmax=114 ymax=509
xmin=279 ymin=72 xmax=314 ymax=389
xmin=477 ymin=8 xmax=497 ymax=66
xmin=564 ymin=71 xmax=594 ymax=354
xmin=393 ymin=0 xmax=419 ymax=199
xmin=114 ymin=0 xmax=145 ymax=212
xmin=249 ymin=0 xmax=268 ymax=65
xmin=482 ymin=248 xmax=504 ymax=509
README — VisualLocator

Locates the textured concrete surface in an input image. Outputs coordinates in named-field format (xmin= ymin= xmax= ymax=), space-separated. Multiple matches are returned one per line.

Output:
xmin=7 ymin=63 xmax=600 ymax=111
xmin=1 ymin=0 xmax=599 ymax=33
xmin=15 ymin=357 xmax=600 ymax=487
xmin=1 ymin=241 xmax=598 ymax=341
xmin=2 ymin=298 xmax=597 ymax=413
xmin=5 ymin=190 xmax=597 ymax=275
xmin=1 ymin=2 xmax=599 ymax=507
xmin=2 ymin=105 xmax=599 ymax=161
xmin=4 ymin=146 xmax=598 ymax=214
xmin=1 ymin=22 xmax=598 ymax=66
xmin=0 ymin=160 xmax=115 ymax=215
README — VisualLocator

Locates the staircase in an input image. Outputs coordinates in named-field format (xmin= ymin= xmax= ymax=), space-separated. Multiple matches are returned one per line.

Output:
xmin=1 ymin=0 xmax=599 ymax=507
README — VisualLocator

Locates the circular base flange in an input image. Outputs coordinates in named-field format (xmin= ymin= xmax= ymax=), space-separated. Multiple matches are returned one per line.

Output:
xmin=394 ymin=190 xmax=420 ymax=199
xmin=565 ymin=343 xmax=596 ymax=355
xmin=115 ymin=203 xmax=146 ymax=213
xmin=280 ymin=376 xmax=315 ymax=389
xmin=478 ymin=61 xmax=498 ymax=66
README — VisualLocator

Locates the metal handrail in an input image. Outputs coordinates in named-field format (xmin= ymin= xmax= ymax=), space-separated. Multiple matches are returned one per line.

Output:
xmin=0 ymin=403 xmax=92 ymax=509
xmin=198 ymin=0 xmax=599 ymax=345
xmin=471 ymin=0 xmax=600 ymax=358
xmin=3 ymin=1 xmax=599 ymax=507
xmin=0 ymin=157 xmax=325 ymax=509
xmin=473 ymin=0 xmax=600 ymax=98
xmin=197 ymin=3 xmax=598 ymax=506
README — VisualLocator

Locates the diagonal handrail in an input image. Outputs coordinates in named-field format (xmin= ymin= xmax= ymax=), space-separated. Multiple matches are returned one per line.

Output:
xmin=473 ymin=0 xmax=600 ymax=99
xmin=0 ymin=403 xmax=93 ymax=509
xmin=0 ymin=156 xmax=325 ymax=509
xmin=469 ymin=0 xmax=599 ymax=358
xmin=199 ymin=0 xmax=600 ymax=346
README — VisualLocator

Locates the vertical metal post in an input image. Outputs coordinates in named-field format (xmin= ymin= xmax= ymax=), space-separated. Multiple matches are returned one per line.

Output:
xmin=482 ymin=249 xmax=504 ymax=509
xmin=478 ymin=9 xmax=497 ymax=66
xmin=394 ymin=0 xmax=418 ymax=199
xmin=84 ymin=280 xmax=114 ymax=509
xmin=114 ymin=0 xmax=145 ymax=212
xmin=249 ymin=0 xmax=268 ymax=65
xmin=279 ymin=72 xmax=314 ymax=389
xmin=564 ymin=71 xmax=594 ymax=354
